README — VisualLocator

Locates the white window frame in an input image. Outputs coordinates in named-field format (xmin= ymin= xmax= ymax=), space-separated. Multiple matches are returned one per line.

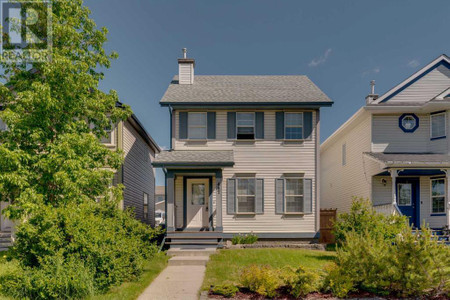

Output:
xmin=236 ymin=112 xmax=255 ymax=140
xmin=397 ymin=183 xmax=412 ymax=206
xmin=430 ymin=112 xmax=446 ymax=140
xmin=188 ymin=112 xmax=207 ymax=140
xmin=91 ymin=121 xmax=116 ymax=147
xmin=284 ymin=177 xmax=304 ymax=214
xmin=430 ymin=178 xmax=446 ymax=214
xmin=143 ymin=192 xmax=149 ymax=221
xmin=236 ymin=177 xmax=256 ymax=213
xmin=284 ymin=112 xmax=304 ymax=140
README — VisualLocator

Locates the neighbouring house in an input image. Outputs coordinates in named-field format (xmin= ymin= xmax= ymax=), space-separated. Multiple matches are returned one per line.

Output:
xmin=153 ymin=49 xmax=333 ymax=246
xmin=321 ymin=54 xmax=450 ymax=229
xmin=155 ymin=186 xmax=166 ymax=226
xmin=0 ymin=106 xmax=160 ymax=234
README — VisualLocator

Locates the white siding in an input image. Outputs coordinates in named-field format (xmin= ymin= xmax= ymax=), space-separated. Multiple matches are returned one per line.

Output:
xmin=174 ymin=110 xmax=318 ymax=234
xmin=372 ymin=176 xmax=392 ymax=206
xmin=123 ymin=121 xmax=156 ymax=226
xmin=178 ymin=63 xmax=194 ymax=84
xmin=321 ymin=111 xmax=384 ymax=213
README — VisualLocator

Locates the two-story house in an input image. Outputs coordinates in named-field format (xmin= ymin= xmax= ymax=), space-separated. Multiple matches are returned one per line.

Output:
xmin=321 ymin=54 xmax=450 ymax=229
xmin=153 ymin=50 xmax=333 ymax=245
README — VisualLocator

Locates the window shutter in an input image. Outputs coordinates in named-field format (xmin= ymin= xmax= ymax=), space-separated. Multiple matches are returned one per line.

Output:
xmin=227 ymin=178 xmax=236 ymax=214
xmin=303 ymin=178 xmax=313 ymax=214
xmin=207 ymin=112 xmax=216 ymax=139
xmin=275 ymin=178 xmax=284 ymax=214
xmin=227 ymin=112 xmax=236 ymax=139
xmin=255 ymin=112 xmax=264 ymax=139
xmin=179 ymin=112 xmax=188 ymax=139
xmin=255 ymin=178 xmax=264 ymax=214
xmin=303 ymin=112 xmax=313 ymax=140
xmin=276 ymin=112 xmax=284 ymax=139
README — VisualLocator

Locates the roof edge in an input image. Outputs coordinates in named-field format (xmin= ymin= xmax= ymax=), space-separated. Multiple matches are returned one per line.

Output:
xmin=160 ymin=101 xmax=334 ymax=108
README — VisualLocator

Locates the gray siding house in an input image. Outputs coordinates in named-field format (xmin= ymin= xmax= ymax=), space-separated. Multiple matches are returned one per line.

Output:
xmin=321 ymin=54 xmax=450 ymax=229
xmin=153 ymin=50 xmax=333 ymax=244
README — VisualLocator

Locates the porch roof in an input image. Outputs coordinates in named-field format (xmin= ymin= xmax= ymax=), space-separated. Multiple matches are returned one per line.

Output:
xmin=364 ymin=152 xmax=450 ymax=168
xmin=152 ymin=150 xmax=234 ymax=168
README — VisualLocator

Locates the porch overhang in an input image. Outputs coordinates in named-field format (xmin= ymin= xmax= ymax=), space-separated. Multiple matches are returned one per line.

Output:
xmin=364 ymin=152 xmax=450 ymax=170
xmin=152 ymin=150 xmax=234 ymax=169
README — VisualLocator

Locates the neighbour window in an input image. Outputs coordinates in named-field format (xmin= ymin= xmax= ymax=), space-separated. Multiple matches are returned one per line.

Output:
xmin=431 ymin=178 xmax=446 ymax=214
xmin=236 ymin=112 xmax=255 ymax=140
xmin=143 ymin=193 xmax=149 ymax=220
xmin=100 ymin=125 xmax=114 ymax=144
xmin=342 ymin=143 xmax=346 ymax=166
xmin=285 ymin=112 xmax=303 ymax=139
xmin=431 ymin=112 xmax=446 ymax=139
xmin=237 ymin=178 xmax=255 ymax=212
xmin=285 ymin=178 xmax=304 ymax=213
xmin=397 ymin=183 xmax=412 ymax=206
xmin=188 ymin=112 xmax=207 ymax=139
xmin=191 ymin=183 xmax=205 ymax=205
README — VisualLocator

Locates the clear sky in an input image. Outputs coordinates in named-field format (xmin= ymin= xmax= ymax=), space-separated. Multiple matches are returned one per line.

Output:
xmin=84 ymin=0 xmax=450 ymax=185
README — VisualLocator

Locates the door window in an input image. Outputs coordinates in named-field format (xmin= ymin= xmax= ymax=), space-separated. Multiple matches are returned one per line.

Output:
xmin=398 ymin=183 xmax=412 ymax=206
xmin=191 ymin=183 xmax=205 ymax=205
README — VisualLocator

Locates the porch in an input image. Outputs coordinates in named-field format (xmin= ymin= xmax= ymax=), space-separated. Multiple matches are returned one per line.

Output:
xmin=365 ymin=152 xmax=450 ymax=229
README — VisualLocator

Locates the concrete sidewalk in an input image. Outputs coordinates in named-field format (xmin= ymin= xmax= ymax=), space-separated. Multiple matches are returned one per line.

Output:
xmin=137 ymin=265 xmax=206 ymax=300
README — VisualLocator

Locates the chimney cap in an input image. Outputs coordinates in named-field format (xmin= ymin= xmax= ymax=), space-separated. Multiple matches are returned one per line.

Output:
xmin=178 ymin=48 xmax=195 ymax=66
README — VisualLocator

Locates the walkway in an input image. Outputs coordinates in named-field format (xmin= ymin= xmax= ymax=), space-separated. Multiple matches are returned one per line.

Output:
xmin=137 ymin=265 xmax=206 ymax=300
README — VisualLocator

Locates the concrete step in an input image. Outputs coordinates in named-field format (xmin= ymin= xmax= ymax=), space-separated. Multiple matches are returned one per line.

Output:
xmin=0 ymin=232 xmax=11 ymax=238
xmin=168 ymin=256 xmax=209 ymax=266
xmin=167 ymin=248 xmax=217 ymax=257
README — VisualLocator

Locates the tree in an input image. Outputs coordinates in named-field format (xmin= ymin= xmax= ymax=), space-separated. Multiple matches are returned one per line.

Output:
xmin=0 ymin=0 xmax=132 ymax=220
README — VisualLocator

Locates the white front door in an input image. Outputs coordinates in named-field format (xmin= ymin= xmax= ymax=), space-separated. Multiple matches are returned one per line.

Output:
xmin=0 ymin=202 xmax=13 ymax=232
xmin=186 ymin=178 xmax=209 ymax=229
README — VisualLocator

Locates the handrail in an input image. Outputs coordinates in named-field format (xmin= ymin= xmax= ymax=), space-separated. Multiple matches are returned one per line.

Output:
xmin=158 ymin=236 xmax=166 ymax=253
xmin=393 ymin=203 xmax=403 ymax=216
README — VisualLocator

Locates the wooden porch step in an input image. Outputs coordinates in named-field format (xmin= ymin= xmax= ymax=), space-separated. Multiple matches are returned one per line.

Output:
xmin=167 ymin=235 xmax=222 ymax=239
xmin=166 ymin=241 xmax=219 ymax=245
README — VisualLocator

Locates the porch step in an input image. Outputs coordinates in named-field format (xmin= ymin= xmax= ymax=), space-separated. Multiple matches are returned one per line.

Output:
xmin=0 ymin=232 xmax=12 ymax=252
xmin=167 ymin=248 xmax=217 ymax=257
xmin=168 ymin=255 xmax=210 ymax=266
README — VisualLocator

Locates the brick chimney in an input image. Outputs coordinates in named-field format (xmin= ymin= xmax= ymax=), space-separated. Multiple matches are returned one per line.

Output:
xmin=178 ymin=48 xmax=195 ymax=84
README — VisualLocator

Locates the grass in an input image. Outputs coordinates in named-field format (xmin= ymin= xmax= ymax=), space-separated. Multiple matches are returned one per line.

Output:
xmin=202 ymin=248 xmax=336 ymax=290
xmin=90 ymin=252 xmax=168 ymax=300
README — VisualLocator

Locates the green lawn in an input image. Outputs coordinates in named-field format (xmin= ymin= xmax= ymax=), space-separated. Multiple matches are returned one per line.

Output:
xmin=202 ymin=248 xmax=335 ymax=290
xmin=90 ymin=253 xmax=168 ymax=300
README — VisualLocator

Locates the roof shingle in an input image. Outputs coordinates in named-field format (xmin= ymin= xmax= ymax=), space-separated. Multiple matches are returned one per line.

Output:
xmin=153 ymin=150 xmax=234 ymax=167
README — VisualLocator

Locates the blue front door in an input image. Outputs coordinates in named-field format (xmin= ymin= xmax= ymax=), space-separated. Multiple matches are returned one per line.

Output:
xmin=396 ymin=178 xmax=420 ymax=228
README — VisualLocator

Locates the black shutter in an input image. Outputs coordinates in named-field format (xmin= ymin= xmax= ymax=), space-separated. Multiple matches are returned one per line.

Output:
xmin=276 ymin=112 xmax=284 ymax=139
xmin=303 ymin=112 xmax=313 ymax=140
xmin=255 ymin=178 xmax=264 ymax=214
xmin=179 ymin=112 xmax=188 ymax=139
xmin=227 ymin=178 xmax=236 ymax=214
xmin=227 ymin=112 xmax=236 ymax=139
xmin=303 ymin=179 xmax=313 ymax=213
xmin=275 ymin=178 xmax=284 ymax=214
xmin=207 ymin=112 xmax=216 ymax=139
xmin=255 ymin=112 xmax=264 ymax=139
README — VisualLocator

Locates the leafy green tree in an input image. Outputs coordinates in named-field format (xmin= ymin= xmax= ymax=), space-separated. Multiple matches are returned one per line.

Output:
xmin=0 ymin=0 xmax=131 ymax=220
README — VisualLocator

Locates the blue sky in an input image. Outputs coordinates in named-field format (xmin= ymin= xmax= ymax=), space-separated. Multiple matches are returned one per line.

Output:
xmin=84 ymin=0 xmax=450 ymax=185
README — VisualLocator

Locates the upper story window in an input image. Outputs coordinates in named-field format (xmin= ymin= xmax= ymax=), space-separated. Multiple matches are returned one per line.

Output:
xmin=430 ymin=112 xmax=446 ymax=140
xmin=285 ymin=112 xmax=303 ymax=139
xmin=431 ymin=178 xmax=445 ymax=214
xmin=236 ymin=112 xmax=255 ymax=140
xmin=398 ymin=113 xmax=419 ymax=133
xmin=100 ymin=125 xmax=114 ymax=145
xmin=188 ymin=112 xmax=207 ymax=139
xmin=143 ymin=192 xmax=149 ymax=221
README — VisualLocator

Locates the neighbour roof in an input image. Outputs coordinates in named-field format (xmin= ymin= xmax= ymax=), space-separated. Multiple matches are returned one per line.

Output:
xmin=160 ymin=75 xmax=333 ymax=106
xmin=364 ymin=152 xmax=450 ymax=167
xmin=152 ymin=150 xmax=234 ymax=167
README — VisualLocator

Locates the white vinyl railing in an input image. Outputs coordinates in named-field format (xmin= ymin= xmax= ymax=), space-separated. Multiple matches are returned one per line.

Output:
xmin=373 ymin=203 xmax=402 ymax=216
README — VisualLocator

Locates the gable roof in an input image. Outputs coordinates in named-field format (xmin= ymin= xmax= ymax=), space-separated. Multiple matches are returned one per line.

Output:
xmin=373 ymin=54 xmax=450 ymax=104
xmin=160 ymin=75 xmax=333 ymax=107
xmin=153 ymin=150 xmax=234 ymax=168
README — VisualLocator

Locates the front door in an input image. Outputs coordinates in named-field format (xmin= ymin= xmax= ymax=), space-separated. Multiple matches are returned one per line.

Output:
xmin=186 ymin=178 xmax=209 ymax=229
xmin=396 ymin=178 xmax=420 ymax=228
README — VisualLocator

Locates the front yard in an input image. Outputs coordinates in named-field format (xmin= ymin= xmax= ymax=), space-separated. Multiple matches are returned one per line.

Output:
xmin=202 ymin=248 xmax=335 ymax=291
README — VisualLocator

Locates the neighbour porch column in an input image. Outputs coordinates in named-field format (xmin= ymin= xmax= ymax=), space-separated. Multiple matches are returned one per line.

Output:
xmin=166 ymin=171 xmax=175 ymax=232
xmin=215 ymin=170 xmax=223 ymax=231
xmin=389 ymin=169 xmax=399 ymax=214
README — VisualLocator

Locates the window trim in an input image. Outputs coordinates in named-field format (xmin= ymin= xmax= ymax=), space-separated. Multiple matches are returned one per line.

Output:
xmin=397 ymin=183 xmax=412 ymax=206
xmin=430 ymin=112 xmax=446 ymax=140
xmin=143 ymin=192 xmax=149 ymax=221
xmin=236 ymin=177 xmax=256 ymax=214
xmin=236 ymin=112 xmax=255 ymax=140
xmin=284 ymin=177 xmax=305 ymax=214
xmin=284 ymin=112 xmax=304 ymax=140
xmin=91 ymin=121 xmax=116 ymax=147
xmin=187 ymin=112 xmax=208 ymax=140
xmin=430 ymin=178 xmax=446 ymax=214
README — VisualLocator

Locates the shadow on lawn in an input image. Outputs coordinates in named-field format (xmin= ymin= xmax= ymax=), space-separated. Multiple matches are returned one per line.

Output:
xmin=303 ymin=254 xmax=336 ymax=262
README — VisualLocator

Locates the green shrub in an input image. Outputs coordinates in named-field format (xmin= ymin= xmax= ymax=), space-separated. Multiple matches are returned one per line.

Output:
xmin=231 ymin=233 xmax=258 ymax=245
xmin=280 ymin=266 xmax=320 ymax=297
xmin=1 ymin=200 xmax=159 ymax=298
xmin=239 ymin=265 xmax=280 ymax=297
xmin=211 ymin=282 xmax=239 ymax=298
xmin=322 ymin=264 xmax=355 ymax=298
xmin=333 ymin=197 xmax=408 ymax=245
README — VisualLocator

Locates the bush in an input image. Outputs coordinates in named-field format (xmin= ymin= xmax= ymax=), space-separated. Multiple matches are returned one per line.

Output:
xmin=239 ymin=265 xmax=280 ymax=297
xmin=333 ymin=197 xmax=407 ymax=245
xmin=231 ymin=233 xmax=258 ymax=245
xmin=1 ymin=200 xmax=159 ymax=299
xmin=280 ymin=266 xmax=320 ymax=298
xmin=322 ymin=264 xmax=355 ymax=298
xmin=211 ymin=282 xmax=239 ymax=298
